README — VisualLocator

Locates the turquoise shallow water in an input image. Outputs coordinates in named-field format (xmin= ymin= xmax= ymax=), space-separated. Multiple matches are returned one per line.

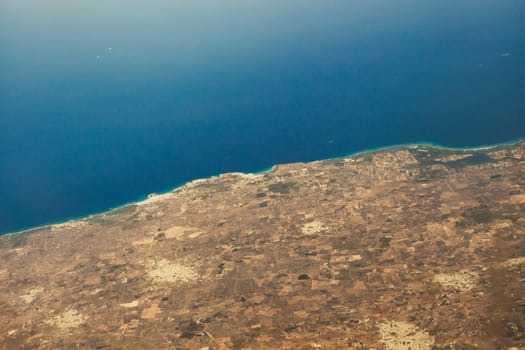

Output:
xmin=1 ymin=0 xmax=524 ymax=234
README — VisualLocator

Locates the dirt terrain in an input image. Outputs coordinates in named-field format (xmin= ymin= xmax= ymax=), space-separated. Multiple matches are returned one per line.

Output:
xmin=1 ymin=141 xmax=524 ymax=349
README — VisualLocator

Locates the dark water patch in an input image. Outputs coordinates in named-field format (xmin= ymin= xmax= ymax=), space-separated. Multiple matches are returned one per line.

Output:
xmin=1 ymin=0 xmax=524 ymax=234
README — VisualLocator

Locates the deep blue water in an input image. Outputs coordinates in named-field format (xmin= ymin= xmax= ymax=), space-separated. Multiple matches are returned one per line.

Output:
xmin=1 ymin=0 xmax=524 ymax=234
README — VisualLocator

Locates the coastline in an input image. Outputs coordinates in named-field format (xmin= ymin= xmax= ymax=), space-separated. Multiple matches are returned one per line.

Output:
xmin=2 ymin=137 xmax=523 ymax=238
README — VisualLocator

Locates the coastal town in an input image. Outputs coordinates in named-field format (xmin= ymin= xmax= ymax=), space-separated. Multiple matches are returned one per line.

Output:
xmin=1 ymin=141 xmax=524 ymax=349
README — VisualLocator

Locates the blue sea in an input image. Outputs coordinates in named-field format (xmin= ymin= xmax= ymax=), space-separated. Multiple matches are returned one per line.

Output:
xmin=1 ymin=0 xmax=524 ymax=234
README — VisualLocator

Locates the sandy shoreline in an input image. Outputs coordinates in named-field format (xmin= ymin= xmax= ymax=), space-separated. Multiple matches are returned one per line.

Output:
xmin=2 ymin=137 xmax=523 ymax=238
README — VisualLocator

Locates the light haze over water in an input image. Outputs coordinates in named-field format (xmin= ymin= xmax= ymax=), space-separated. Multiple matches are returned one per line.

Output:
xmin=1 ymin=0 xmax=524 ymax=234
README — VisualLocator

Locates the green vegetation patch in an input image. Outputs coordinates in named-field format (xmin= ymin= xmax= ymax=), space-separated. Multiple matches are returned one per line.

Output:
xmin=410 ymin=147 xmax=493 ymax=168
xmin=268 ymin=181 xmax=298 ymax=194
xmin=415 ymin=166 xmax=449 ymax=183
xmin=379 ymin=236 xmax=392 ymax=247
xmin=194 ymin=182 xmax=230 ymax=192
xmin=324 ymin=158 xmax=345 ymax=167
xmin=231 ymin=336 xmax=247 ymax=349
xmin=355 ymin=153 xmax=373 ymax=164
xmin=443 ymin=152 xmax=493 ymax=168
xmin=0 ymin=226 xmax=51 ymax=249
xmin=410 ymin=147 xmax=458 ymax=165
xmin=87 ymin=216 xmax=115 ymax=226
xmin=456 ymin=205 xmax=495 ymax=227
xmin=107 ymin=204 xmax=137 ymax=216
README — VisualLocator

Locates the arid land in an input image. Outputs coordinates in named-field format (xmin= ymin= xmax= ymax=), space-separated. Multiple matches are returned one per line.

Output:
xmin=1 ymin=141 xmax=524 ymax=349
